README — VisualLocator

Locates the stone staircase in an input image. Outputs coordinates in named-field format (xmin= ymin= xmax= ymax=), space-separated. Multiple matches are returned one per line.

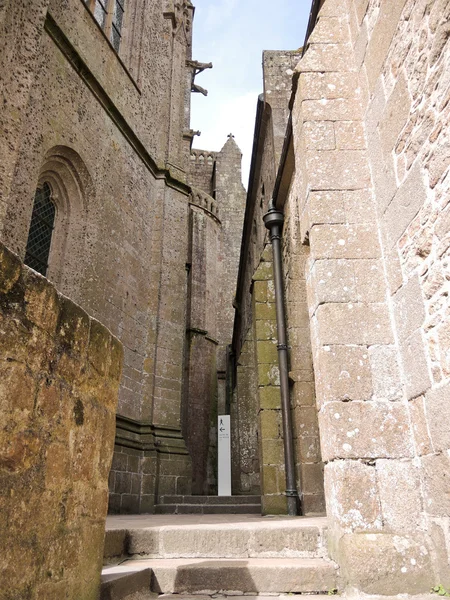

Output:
xmin=101 ymin=514 xmax=338 ymax=598
xmin=154 ymin=495 xmax=261 ymax=514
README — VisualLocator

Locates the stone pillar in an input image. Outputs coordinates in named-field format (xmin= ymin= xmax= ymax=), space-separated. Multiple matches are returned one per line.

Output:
xmin=152 ymin=186 xmax=192 ymax=498
xmin=0 ymin=0 xmax=50 ymax=227
xmin=232 ymin=327 xmax=261 ymax=495
xmin=252 ymin=245 xmax=287 ymax=514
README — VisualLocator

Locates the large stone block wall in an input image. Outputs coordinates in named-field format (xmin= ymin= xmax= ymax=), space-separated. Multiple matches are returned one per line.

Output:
xmin=0 ymin=243 xmax=122 ymax=599
xmin=290 ymin=0 xmax=450 ymax=592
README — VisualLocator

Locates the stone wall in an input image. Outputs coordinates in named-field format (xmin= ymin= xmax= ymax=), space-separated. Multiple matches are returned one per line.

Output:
xmin=288 ymin=0 xmax=450 ymax=592
xmin=0 ymin=0 xmax=202 ymax=513
xmin=0 ymin=243 xmax=122 ymax=599
xmin=232 ymin=50 xmax=324 ymax=513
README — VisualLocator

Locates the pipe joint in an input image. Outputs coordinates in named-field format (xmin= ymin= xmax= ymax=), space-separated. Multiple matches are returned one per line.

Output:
xmin=263 ymin=205 xmax=284 ymax=231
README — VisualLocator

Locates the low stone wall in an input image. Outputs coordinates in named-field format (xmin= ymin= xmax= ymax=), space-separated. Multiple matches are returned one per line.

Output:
xmin=0 ymin=243 xmax=123 ymax=599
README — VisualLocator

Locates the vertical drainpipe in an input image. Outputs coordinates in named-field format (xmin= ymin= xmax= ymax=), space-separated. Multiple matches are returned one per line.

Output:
xmin=263 ymin=201 xmax=300 ymax=517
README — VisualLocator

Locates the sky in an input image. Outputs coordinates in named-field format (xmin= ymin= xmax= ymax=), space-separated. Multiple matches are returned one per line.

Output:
xmin=190 ymin=0 xmax=312 ymax=187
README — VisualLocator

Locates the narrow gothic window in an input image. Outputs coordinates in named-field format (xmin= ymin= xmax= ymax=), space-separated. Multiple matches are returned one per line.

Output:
xmin=84 ymin=0 xmax=126 ymax=52
xmin=24 ymin=183 xmax=56 ymax=277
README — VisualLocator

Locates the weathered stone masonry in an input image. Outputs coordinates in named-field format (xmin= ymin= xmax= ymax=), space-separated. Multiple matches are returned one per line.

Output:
xmin=0 ymin=242 xmax=123 ymax=600
xmin=289 ymin=0 xmax=450 ymax=593
xmin=0 ymin=0 xmax=247 ymax=514
xmin=233 ymin=0 xmax=449 ymax=593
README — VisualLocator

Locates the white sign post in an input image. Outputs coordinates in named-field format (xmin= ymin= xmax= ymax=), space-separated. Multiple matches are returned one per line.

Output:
xmin=218 ymin=415 xmax=231 ymax=496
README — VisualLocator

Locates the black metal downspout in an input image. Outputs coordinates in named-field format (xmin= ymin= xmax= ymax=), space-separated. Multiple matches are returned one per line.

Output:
xmin=263 ymin=202 xmax=300 ymax=517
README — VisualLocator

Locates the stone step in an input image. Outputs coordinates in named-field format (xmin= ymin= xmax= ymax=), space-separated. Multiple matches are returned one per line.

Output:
xmin=154 ymin=503 xmax=261 ymax=515
xmin=104 ymin=515 xmax=329 ymax=561
xmin=101 ymin=568 xmax=156 ymax=600
xmin=159 ymin=495 xmax=261 ymax=505
xmin=103 ymin=557 xmax=338 ymax=594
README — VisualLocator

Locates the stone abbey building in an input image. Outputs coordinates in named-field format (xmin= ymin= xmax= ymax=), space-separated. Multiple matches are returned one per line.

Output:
xmin=1 ymin=0 xmax=450 ymax=597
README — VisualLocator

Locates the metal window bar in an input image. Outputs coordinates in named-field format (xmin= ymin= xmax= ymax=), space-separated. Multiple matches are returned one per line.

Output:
xmin=24 ymin=183 xmax=56 ymax=277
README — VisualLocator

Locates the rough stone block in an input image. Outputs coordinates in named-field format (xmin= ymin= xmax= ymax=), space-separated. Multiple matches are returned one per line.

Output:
xmin=422 ymin=453 xmax=450 ymax=517
xmin=393 ymin=275 xmax=426 ymax=342
xmin=298 ymin=72 xmax=361 ymax=101
xmin=309 ymin=16 xmax=347 ymax=44
xmin=310 ymin=224 xmax=380 ymax=259
xmin=301 ymin=462 xmax=325 ymax=496
xmin=254 ymin=302 xmax=277 ymax=320
xmin=255 ymin=319 xmax=277 ymax=341
xmin=308 ymin=190 xmax=346 ymax=225
xmin=89 ymin=318 xmax=112 ymax=377
xmin=398 ymin=329 xmax=432 ymax=400
xmin=291 ymin=381 xmax=316 ymax=407
xmin=293 ymin=406 xmax=320 ymax=438
xmin=260 ymin=410 xmax=280 ymax=440
xmin=261 ymin=439 xmax=285 ymax=465
xmin=256 ymin=340 xmax=278 ymax=364
xmin=320 ymin=401 xmax=414 ymax=461
xmin=262 ymin=464 xmax=279 ymax=494
xmin=335 ymin=120 xmax=366 ymax=150
xmin=369 ymin=345 xmax=403 ymax=401
xmin=380 ymin=72 xmax=411 ymax=155
xmin=253 ymin=281 xmax=268 ymax=303
xmin=261 ymin=494 xmax=288 ymax=515
xmin=253 ymin=261 xmax=273 ymax=281
xmin=382 ymin=162 xmax=427 ymax=249
xmin=353 ymin=259 xmax=387 ymax=303
xmin=0 ymin=243 xmax=21 ymax=294
xmin=315 ymin=302 xmax=394 ymax=345
xmin=315 ymin=345 xmax=372 ymax=404
xmin=425 ymin=382 xmax=450 ymax=452
xmin=303 ymin=121 xmax=336 ymax=150
xmin=324 ymin=460 xmax=382 ymax=532
xmin=302 ymin=98 xmax=363 ymax=124
xmin=259 ymin=386 xmax=281 ymax=410
xmin=337 ymin=531 xmax=434 ymax=594
xmin=257 ymin=363 xmax=280 ymax=387
xmin=377 ymin=458 xmax=423 ymax=534
xmin=429 ymin=521 xmax=450 ymax=589
xmin=23 ymin=270 xmax=60 ymax=334
xmin=408 ymin=395 xmax=433 ymax=456
xmin=299 ymin=42 xmax=354 ymax=73
xmin=364 ymin=0 xmax=409 ymax=92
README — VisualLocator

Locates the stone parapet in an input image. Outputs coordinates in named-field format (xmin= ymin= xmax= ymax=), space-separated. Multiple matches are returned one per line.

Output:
xmin=190 ymin=187 xmax=221 ymax=222
xmin=0 ymin=242 xmax=123 ymax=599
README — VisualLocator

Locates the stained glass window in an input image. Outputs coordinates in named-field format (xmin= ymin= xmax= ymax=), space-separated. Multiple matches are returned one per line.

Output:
xmin=24 ymin=183 xmax=56 ymax=277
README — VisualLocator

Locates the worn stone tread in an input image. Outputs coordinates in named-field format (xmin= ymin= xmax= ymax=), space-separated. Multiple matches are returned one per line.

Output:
xmin=104 ymin=557 xmax=338 ymax=594
xmin=155 ymin=504 xmax=262 ymax=515
xmin=159 ymin=496 xmax=262 ymax=505
xmin=104 ymin=515 xmax=329 ymax=561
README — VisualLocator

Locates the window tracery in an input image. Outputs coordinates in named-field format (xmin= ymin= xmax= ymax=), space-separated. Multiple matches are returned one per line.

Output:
xmin=84 ymin=0 xmax=126 ymax=52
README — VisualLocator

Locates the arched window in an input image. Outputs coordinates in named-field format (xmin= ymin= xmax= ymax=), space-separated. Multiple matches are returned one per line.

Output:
xmin=84 ymin=0 xmax=126 ymax=52
xmin=24 ymin=183 xmax=56 ymax=277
